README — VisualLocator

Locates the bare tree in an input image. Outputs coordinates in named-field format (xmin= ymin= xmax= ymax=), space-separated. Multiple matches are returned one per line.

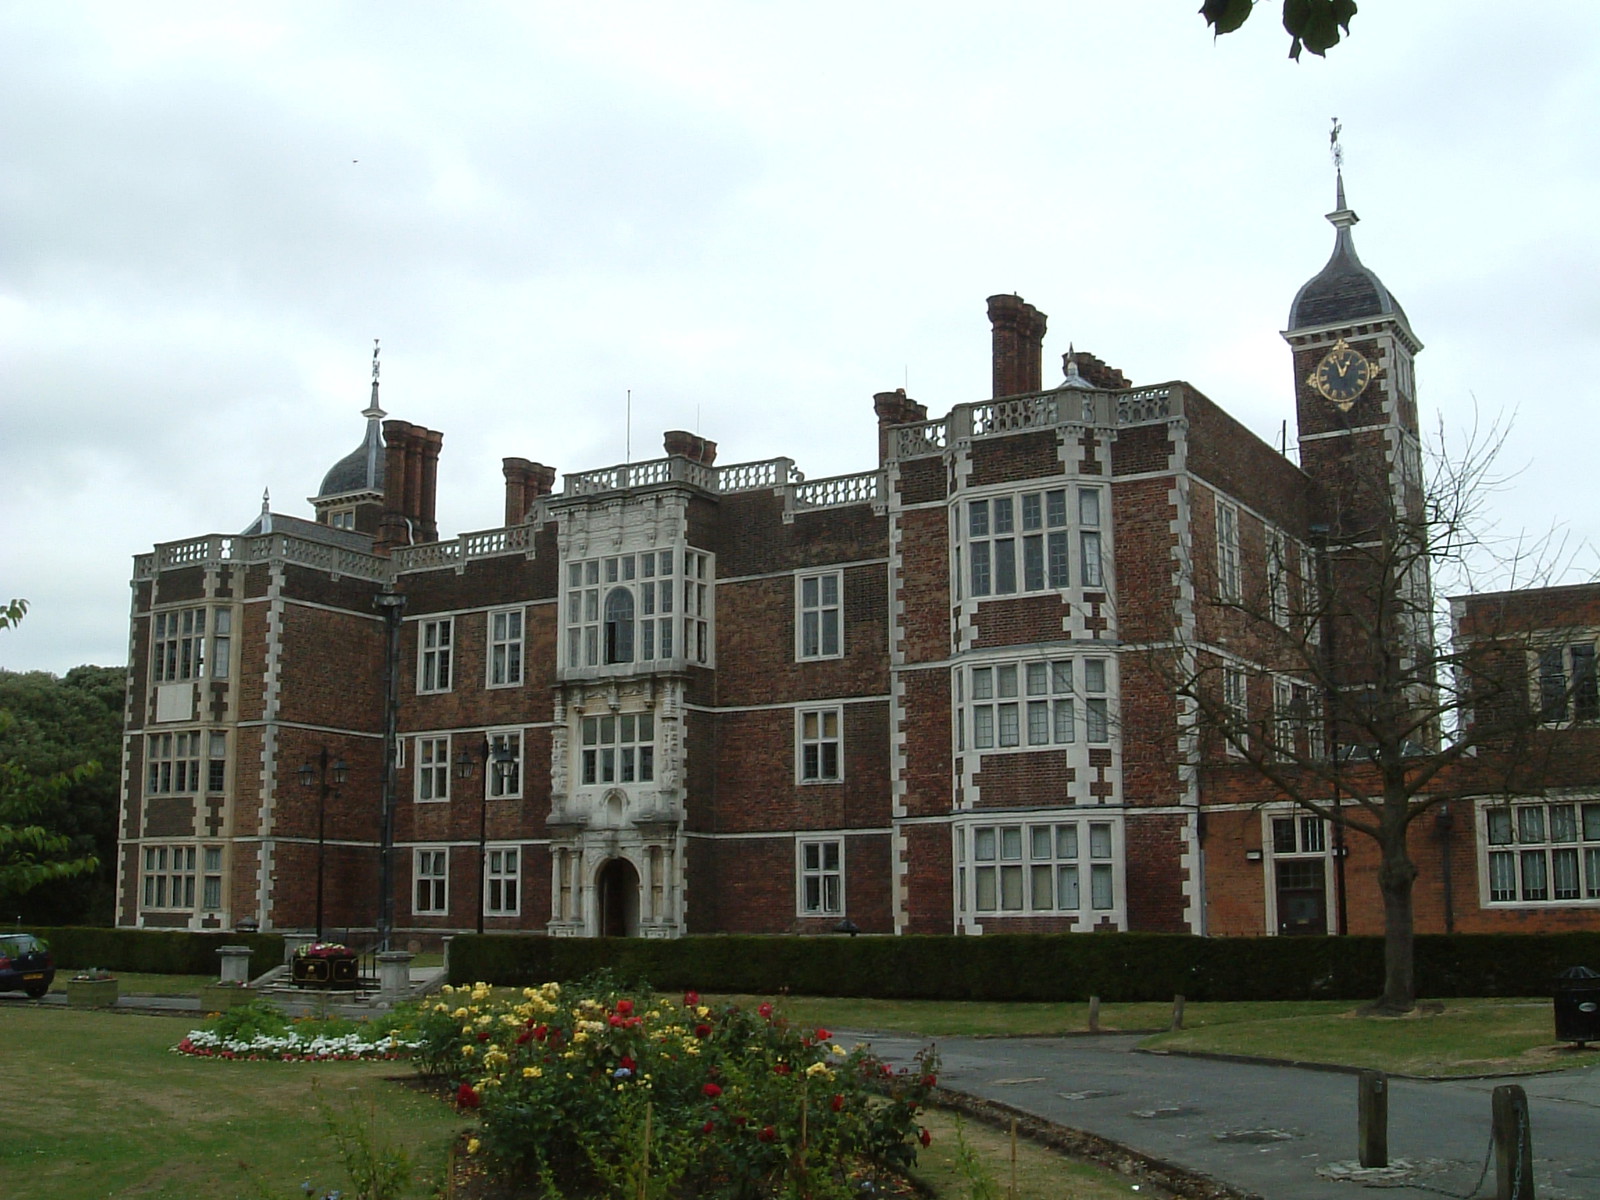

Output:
xmin=1169 ymin=414 xmax=1575 ymax=1013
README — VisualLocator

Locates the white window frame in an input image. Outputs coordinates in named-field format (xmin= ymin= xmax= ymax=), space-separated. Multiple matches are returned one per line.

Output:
xmin=579 ymin=712 xmax=655 ymax=785
xmin=796 ymin=571 xmax=843 ymax=661
xmin=1266 ymin=526 xmax=1289 ymax=626
xmin=152 ymin=605 xmax=231 ymax=682
xmin=484 ymin=844 xmax=521 ymax=916
xmin=1216 ymin=500 xmax=1240 ymax=603
xmin=416 ymin=735 xmax=450 ymax=803
xmin=1482 ymin=799 xmax=1600 ymax=906
xmin=141 ymin=844 xmax=198 ymax=911
xmin=798 ymin=838 xmax=844 ymax=916
xmin=956 ymin=818 xmax=1121 ymax=919
xmin=1262 ymin=809 xmax=1336 ymax=935
xmin=963 ymin=486 xmax=1098 ymax=600
xmin=328 ymin=507 xmax=356 ymax=530
xmin=564 ymin=549 xmax=713 ymax=669
xmin=1273 ymin=676 xmax=1320 ymax=761
xmin=487 ymin=607 xmax=525 ymax=688
xmin=488 ymin=729 xmax=523 ymax=799
xmin=959 ymin=656 xmax=1113 ymax=754
xmin=798 ymin=707 xmax=843 ymax=783
xmin=418 ymin=618 xmax=453 ymax=693
xmin=201 ymin=845 xmax=224 ymax=911
xmin=1222 ymin=667 xmax=1247 ymax=757
xmin=414 ymin=847 xmax=448 ymax=915
xmin=146 ymin=730 xmax=203 ymax=795
xmin=1536 ymin=642 xmax=1600 ymax=726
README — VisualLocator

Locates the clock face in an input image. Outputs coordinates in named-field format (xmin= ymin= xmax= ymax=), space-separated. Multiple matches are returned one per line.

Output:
xmin=1310 ymin=339 xmax=1372 ymax=410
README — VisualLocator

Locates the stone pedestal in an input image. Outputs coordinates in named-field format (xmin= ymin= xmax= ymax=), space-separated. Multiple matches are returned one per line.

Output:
xmin=217 ymin=944 xmax=253 ymax=984
xmin=66 ymin=978 xmax=118 ymax=1009
xmin=377 ymin=950 xmax=414 ymax=1002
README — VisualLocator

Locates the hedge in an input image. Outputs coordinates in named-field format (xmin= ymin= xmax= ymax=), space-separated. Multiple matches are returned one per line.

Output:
xmin=448 ymin=931 xmax=1600 ymax=1002
xmin=23 ymin=926 xmax=285 ymax=979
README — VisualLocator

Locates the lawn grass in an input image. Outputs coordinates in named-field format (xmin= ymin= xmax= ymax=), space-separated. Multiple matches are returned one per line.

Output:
xmin=0 ymin=1007 xmax=466 ymax=1200
xmin=1141 ymin=996 xmax=1600 ymax=1077
xmin=47 ymin=971 xmax=215 ymax=996
xmin=912 ymin=1107 xmax=1159 ymax=1200
xmin=705 ymin=993 xmax=1350 ymax=1037
xmin=708 ymin=992 xmax=1598 ymax=1077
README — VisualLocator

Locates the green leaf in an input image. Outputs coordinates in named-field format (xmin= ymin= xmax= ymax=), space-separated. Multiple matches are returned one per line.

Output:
xmin=1200 ymin=0 xmax=1254 ymax=36
xmin=1283 ymin=0 xmax=1355 ymax=59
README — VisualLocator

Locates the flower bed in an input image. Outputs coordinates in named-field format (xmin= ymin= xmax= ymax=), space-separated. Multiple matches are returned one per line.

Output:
xmin=418 ymin=976 xmax=938 ymax=1198
xmin=173 ymin=998 xmax=421 ymax=1062
xmin=175 ymin=1028 xmax=421 ymax=1061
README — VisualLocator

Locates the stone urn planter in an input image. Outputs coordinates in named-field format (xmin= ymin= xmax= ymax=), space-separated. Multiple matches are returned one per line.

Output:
xmin=200 ymin=983 xmax=258 ymax=1010
xmin=66 ymin=975 xmax=119 ymax=1009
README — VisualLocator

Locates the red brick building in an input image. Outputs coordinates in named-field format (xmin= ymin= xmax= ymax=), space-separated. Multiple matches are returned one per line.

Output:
xmin=116 ymin=180 xmax=1600 ymax=942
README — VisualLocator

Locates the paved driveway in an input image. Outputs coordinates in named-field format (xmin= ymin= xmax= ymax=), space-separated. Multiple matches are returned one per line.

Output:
xmin=848 ymin=1032 xmax=1600 ymax=1200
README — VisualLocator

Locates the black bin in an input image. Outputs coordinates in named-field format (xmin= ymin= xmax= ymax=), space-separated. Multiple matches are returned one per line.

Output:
xmin=1553 ymin=965 xmax=1600 ymax=1046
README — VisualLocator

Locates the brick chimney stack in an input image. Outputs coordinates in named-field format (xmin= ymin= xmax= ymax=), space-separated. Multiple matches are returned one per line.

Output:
xmin=375 ymin=421 xmax=445 ymax=553
xmin=873 ymin=389 xmax=929 ymax=463
xmin=987 ymin=294 xmax=1048 ymax=398
xmin=1062 ymin=350 xmax=1132 ymax=391
xmin=502 ymin=457 xmax=557 ymax=525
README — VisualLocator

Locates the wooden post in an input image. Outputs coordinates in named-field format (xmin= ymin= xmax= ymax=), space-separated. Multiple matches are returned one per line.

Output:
xmin=1492 ymin=1084 xmax=1535 ymax=1200
xmin=1088 ymin=995 xmax=1101 ymax=1033
xmin=1009 ymin=1117 xmax=1018 ymax=1200
xmin=1170 ymin=994 xmax=1186 ymax=1031
xmin=1357 ymin=1070 xmax=1388 ymax=1168
xmin=637 ymin=1101 xmax=652 ymax=1200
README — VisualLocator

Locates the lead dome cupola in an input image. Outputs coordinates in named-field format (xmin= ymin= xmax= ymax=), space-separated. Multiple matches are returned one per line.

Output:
xmin=1287 ymin=173 xmax=1407 ymax=332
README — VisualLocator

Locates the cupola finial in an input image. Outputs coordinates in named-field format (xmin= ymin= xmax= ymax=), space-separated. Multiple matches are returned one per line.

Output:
xmin=365 ymin=338 xmax=384 ymax=419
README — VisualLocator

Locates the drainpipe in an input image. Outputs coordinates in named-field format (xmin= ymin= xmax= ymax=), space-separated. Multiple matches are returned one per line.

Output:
xmin=374 ymin=589 xmax=407 ymax=949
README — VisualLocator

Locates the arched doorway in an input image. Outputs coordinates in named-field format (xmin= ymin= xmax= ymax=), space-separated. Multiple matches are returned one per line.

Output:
xmin=597 ymin=857 xmax=641 ymax=937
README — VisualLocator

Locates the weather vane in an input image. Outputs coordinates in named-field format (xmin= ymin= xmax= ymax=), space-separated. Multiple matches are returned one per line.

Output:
xmin=372 ymin=338 xmax=381 ymax=382
xmin=1329 ymin=117 xmax=1343 ymax=172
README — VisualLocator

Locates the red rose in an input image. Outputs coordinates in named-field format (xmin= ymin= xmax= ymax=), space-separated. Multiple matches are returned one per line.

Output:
xmin=456 ymin=1083 xmax=481 ymax=1110
xmin=608 ymin=1014 xmax=623 ymax=1027
xmin=774 ymin=1062 xmax=791 ymax=1075
xmin=684 ymin=990 xmax=700 ymax=1006
xmin=816 ymin=1028 xmax=831 ymax=1041
xmin=616 ymin=999 xmax=634 ymax=1016
xmin=695 ymin=1023 xmax=712 ymax=1039
xmin=533 ymin=1024 xmax=548 ymax=1040
xmin=516 ymin=1030 xmax=533 ymax=1044
xmin=920 ymin=1127 xmax=932 ymax=1148
xmin=476 ymin=1031 xmax=491 ymax=1042
xmin=758 ymin=1125 xmax=777 ymax=1143
xmin=702 ymin=1082 xmax=723 ymax=1098
xmin=702 ymin=1120 xmax=715 ymax=1134
xmin=831 ymin=1094 xmax=844 ymax=1113
xmin=923 ymin=1074 xmax=937 ymax=1088
xmin=758 ymin=1003 xmax=773 ymax=1019
xmin=619 ymin=1055 xmax=636 ymax=1071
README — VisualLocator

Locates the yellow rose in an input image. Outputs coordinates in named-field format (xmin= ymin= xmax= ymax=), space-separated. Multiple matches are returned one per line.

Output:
xmin=467 ymin=1138 xmax=481 ymax=1155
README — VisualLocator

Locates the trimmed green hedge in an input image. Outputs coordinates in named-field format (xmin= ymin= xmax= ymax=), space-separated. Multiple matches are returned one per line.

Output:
xmin=24 ymin=926 xmax=285 ymax=979
xmin=448 ymin=931 xmax=1600 ymax=1002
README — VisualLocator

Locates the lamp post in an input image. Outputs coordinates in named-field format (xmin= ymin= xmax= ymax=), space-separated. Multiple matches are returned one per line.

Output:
xmin=298 ymin=747 xmax=348 ymax=941
xmin=455 ymin=736 xmax=516 ymax=935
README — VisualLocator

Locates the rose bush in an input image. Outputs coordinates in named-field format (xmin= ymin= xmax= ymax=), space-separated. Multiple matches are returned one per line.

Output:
xmin=418 ymin=976 xmax=937 ymax=1199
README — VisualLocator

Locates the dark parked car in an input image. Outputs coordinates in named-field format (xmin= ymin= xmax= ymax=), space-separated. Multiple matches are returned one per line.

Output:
xmin=0 ymin=933 xmax=55 ymax=998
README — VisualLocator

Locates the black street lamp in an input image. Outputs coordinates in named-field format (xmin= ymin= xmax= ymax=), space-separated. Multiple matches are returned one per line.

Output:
xmin=298 ymin=747 xmax=348 ymax=941
xmin=455 ymin=736 xmax=516 ymax=935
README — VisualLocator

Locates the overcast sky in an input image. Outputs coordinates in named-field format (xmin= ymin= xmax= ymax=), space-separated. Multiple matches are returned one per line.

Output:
xmin=3 ymin=2 xmax=1598 ymax=674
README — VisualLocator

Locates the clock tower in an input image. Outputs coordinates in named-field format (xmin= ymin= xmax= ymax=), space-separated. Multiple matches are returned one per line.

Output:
xmin=1284 ymin=168 xmax=1424 ymax=541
